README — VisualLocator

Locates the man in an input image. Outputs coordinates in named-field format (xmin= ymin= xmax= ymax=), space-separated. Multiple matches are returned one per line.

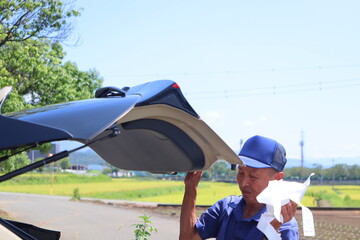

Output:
xmin=179 ymin=135 xmax=299 ymax=240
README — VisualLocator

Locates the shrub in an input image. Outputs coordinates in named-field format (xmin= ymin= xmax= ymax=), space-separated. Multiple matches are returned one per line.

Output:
xmin=72 ymin=187 xmax=81 ymax=200
xmin=132 ymin=215 xmax=157 ymax=240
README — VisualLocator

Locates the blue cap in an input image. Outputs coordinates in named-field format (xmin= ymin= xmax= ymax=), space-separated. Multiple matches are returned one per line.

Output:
xmin=238 ymin=135 xmax=287 ymax=172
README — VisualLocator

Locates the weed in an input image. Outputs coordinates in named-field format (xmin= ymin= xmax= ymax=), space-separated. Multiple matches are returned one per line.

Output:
xmin=132 ymin=215 xmax=157 ymax=240
xmin=72 ymin=188 xmax=81 ymax=200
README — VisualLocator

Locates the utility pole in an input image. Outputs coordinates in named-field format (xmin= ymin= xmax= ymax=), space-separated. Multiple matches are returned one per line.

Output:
xmin=332 ymin=159 xmax=335 ymax=189
xmin=48 ymin=153 xmax=54 ymax=195
xmin=300 ymin=130 xmax=304 ymax=168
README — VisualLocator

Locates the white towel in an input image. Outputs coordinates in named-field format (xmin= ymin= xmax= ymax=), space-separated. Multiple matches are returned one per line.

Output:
xmin=256 ymin=173 xmax=315 ymax=240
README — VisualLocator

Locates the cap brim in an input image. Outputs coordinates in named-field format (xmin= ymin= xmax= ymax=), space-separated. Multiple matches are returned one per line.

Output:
xmin=239 ymin=156 xmax=271 ymax=168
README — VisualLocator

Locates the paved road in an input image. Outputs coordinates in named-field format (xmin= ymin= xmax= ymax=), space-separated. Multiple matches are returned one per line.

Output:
xmin=0 ymin=192 xmax=179 ymax=240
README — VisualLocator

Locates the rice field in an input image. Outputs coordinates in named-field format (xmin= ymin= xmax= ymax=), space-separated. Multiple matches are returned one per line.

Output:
xmin=0 ymin=173 xmax=358 ymax=207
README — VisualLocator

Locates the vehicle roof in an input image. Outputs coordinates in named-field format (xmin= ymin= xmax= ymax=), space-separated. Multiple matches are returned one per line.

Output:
xmin=0 ymin=80 xmax=243 ymax=174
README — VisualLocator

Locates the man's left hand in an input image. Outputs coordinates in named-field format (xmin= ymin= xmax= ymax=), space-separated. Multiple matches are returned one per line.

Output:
xmin=270 ymin=200 xmax=298 ymax=232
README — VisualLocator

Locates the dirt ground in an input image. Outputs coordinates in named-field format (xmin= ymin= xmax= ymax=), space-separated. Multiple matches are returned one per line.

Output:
xmin=122 ymin=204 xmax=360 ymax=240
xmin=300 ymin=209 xmax=360 ymax=227
xmin=294 ymin=209 xmax=360 ymax=240
xmin=146 ymin=205 xmax=360 ymax=226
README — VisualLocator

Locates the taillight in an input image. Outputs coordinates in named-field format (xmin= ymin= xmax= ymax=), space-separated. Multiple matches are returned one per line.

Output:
xmin=171 ymin=83 xmax=180 ymax=89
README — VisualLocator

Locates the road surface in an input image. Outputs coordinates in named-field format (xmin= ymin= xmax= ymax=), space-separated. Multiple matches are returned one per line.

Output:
xmin=0 ymin=192 xmax=179 ymax=240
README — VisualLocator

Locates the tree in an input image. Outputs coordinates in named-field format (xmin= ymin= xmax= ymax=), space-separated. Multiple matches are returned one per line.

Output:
xmin=0 ymin=0 xmax=81 ymax=47
xmin=59 ymin=157 xmax=71 ymax=170
xmin=0 ymin=39 xmax=102 ymax=113
xmin=0 ymin=39 xmax=102 ymax=172
xmin=0 ymin=152 xmax=30 ymax=173
xmin=283 ymin=166 xmax=313 ymax=180
xmin=283 ymin=164 xmax=360 ymax=182
xmin=210 ymin=161 xmax=237 ymax=181
xmin=0 ymin=1 xmax=102 ymax=173
xmin=347 ymin=165 xmax=360 ymax=180
xmin=211 ymin=161 xmax=227 ymax=179
xmin=329 ymin=164 xmax=349 ymax=181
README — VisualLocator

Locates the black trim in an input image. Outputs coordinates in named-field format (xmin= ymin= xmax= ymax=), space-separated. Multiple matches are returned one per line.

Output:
xmin=0 ymin=218 xmax=37 ymax=240
xmin=0 ymin=125 xmax=120 ymax=183
xmin=6 ymin=220 xmax=61 ymax=240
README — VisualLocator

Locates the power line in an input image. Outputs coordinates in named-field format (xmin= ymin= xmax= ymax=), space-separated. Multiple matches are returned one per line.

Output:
xmin=113 ymin=64 xmax=360 ymax=78
xmin=183 ymin=78 xmax=360 ymax=99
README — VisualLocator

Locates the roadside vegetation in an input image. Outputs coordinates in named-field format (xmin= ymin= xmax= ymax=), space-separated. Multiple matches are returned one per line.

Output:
xmin=197 ymin=161 xmax=360 ymax=183
xmin=0 ymin=172 xmax=359 ymax=207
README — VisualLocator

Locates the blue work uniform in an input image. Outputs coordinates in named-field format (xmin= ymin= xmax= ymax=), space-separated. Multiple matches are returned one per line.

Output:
xmin=196 ymin=195 xmax=299 ymax=240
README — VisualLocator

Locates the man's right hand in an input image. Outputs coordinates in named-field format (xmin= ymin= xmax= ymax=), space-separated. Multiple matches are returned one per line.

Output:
xmin=184 ymin=171 xmax=203 ymax=189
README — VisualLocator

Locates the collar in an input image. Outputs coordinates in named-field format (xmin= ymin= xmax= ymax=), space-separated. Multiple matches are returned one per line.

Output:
xmin=229 ymin=197 xmax=266 ymax=222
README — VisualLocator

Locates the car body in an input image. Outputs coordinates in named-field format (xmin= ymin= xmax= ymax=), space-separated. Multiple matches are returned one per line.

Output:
xmin=0 ymin=80 xmax=243 ymax=239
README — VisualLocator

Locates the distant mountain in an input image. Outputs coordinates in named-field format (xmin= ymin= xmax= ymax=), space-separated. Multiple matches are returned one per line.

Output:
xmin=68 ymin=147 xmax=359 ymax=169
xmin=69 ymin=149 xmax=106 ymax=166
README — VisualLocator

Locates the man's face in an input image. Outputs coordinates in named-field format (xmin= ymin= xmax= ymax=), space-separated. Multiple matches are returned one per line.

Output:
xmin=236 ymin=166 xmax=280 ymax=205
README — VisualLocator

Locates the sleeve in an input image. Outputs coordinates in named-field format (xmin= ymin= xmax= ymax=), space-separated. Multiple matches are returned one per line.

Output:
xmin=279 ymin=218 xmax=299 ymax=240
xmin=195 ymin=197 xmax=227 ymax=239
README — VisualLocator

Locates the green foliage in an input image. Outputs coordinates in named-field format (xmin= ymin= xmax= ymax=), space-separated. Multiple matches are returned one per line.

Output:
xmin=0 ymin=39 xmax=103 ymax=112
xmin=59 ymin=157 xmax=71 ymax=170
xmin=132 ymin=215 xmax=157 ymax=240
xmin=212 ymin=161 xmax=227 ymax=177
xmin=305 ymin=190 xmax=327 ymax=206
xmin=0 ymin=152 xmax=30 ymax=173
xmin=283 ymin=166 xmax=314 ymax=180
xmin=0 ymin=173 xmax=112 ymax=185
xmin=283 ymin=164 xmax=360 ymax=181
xmin=72 ymin=187 xmax=81 ymax=200
xmin=86 ymin=170 xmax=102 ymax=175
xmin=0 ymin=0 xmax=81 ymax=47
xmin=341 ymin=195 xmax=360 ymax=207
xmin=102 ymin=168 xmax=112 ymax=175
xmin=0 ymin=175 xmax=359 ymax=207
xmin=305 ymin=186 xmax=360 ymax=207
xmin=202 ymin=171 xmax=210 ymax=179
xmin=0 ymin=1 xmax=103 ymax=173
xmin=85 ymin=185 xmax=185 ymax=200
xmin=208 ymin=160 xmax=237 ymax=180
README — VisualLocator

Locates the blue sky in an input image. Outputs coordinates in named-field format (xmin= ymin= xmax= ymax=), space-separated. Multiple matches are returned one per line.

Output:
xmin=63 ymin=0 xmax=360 ymax=163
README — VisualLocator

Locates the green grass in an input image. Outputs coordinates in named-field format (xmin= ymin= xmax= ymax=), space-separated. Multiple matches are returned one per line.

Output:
xmin=0 ymin=173 xmax=111 ymax=185
xmin=0 ymin=173 xmax=359 ymax=207
xmin=137 ymin=181 xmax=241 ymax=205
xmin=305 ymin=185 xmax=360 ymax=207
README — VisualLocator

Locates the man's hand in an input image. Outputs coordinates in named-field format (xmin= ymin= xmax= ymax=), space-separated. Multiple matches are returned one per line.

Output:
xmin=184 ymin=171 xmax=203 ymax=190
xmin=270 ymin=200 xmax=298 ymax=232
xmin=281 ymin=200 xmax=298 ymax=223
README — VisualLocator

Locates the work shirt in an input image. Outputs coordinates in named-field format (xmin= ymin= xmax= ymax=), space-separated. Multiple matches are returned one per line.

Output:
xmin=196 ymin=195 xmax=299 ymax=240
